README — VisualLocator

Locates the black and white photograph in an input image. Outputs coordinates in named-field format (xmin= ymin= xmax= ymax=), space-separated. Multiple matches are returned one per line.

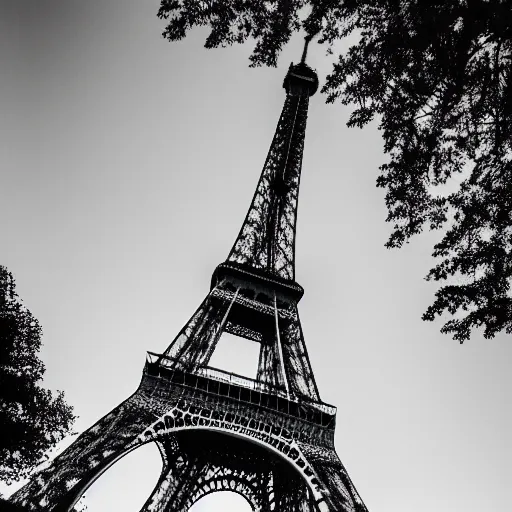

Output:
xmin=1 ymin=2 xmax=511 ymax=511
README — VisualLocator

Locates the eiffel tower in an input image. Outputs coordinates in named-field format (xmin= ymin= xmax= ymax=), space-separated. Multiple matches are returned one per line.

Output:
xmin=10 ymin=38 xmax=368 ymax=512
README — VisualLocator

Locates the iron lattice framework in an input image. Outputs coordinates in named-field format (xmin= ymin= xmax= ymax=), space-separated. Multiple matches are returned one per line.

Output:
xmin=227 ymin=66 xmax=309 ymax=281
xmin=10 ymin=47 xmax=368 ymax=512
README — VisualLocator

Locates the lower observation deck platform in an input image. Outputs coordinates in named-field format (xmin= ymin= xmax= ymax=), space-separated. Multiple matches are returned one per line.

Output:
xmin=145 ymin=352 xmax=336 ymax=429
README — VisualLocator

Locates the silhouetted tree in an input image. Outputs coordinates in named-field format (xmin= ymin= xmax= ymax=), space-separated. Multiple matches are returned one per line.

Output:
xmin=0 ymin=266 xmax=75 ymax=484
xmin=158 ymin=0 xmax=512 ymax=342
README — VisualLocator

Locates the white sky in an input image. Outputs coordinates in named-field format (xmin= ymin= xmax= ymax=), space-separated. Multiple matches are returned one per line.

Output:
xmin=1 ymin=1 xmax=511 ymax=511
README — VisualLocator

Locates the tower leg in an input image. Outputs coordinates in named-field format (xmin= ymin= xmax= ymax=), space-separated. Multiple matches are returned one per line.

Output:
xmin=11 ymin=389 xmax=157 ymax=511
xmin=298 ymin=443 xmax=367 ymax=512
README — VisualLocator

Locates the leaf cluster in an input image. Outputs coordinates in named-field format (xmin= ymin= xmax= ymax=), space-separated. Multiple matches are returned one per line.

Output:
xmin=158 ymin=1 xmax=512 ymax=341
xmin=158 ymin=0 xmax=309 ymax=67
xmin=0 ymin=267 xmax=75 ymax=484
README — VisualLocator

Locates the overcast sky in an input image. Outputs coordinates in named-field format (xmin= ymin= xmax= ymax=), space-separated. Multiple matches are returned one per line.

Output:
xmin=1 ymin=1 xmax=511 ymax=511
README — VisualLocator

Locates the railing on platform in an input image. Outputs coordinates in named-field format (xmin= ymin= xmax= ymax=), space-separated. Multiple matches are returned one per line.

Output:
xmin=145 ymin=351 xmax=336 ymax=426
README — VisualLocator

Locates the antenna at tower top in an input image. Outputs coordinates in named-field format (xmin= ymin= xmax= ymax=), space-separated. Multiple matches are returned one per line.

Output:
xmin=300 ymin=27 xmax=320 ymax=64
xmin=300 ymin=35 xmax=312 ymax=64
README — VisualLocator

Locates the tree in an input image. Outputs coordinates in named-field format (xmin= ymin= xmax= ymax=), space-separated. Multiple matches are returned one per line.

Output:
xmin=0 ymin=266 xmax=75 ymax=484
xmin=158 ymin=0 xmax=512 ymax=342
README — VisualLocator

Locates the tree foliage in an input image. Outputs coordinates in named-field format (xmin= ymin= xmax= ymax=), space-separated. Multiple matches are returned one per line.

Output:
xmin=0 ymin=267 xmax=75 ymax=484
xmin=159 ymin=0 xmax=512 ymax=342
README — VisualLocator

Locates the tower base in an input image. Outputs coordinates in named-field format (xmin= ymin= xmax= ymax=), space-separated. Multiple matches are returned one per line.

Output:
xmin=10 ymin=360 xmax=366 ymax=512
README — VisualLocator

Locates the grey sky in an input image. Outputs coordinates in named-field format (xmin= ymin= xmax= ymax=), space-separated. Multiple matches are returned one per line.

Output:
xmin=1 ymin=1 xmax=511 ymax=510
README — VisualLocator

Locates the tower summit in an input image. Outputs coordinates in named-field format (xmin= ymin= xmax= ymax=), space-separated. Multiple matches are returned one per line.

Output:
xmin=12 ymin=38 xmax=368 ymax=512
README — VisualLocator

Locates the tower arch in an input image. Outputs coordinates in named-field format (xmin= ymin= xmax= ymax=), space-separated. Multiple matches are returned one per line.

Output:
xmin=142 ymin=424 xmax=324 ymax=504
xmin=141 ymin=429 xmax=316 ymax=512
xmin=79 ymin=441 xmax=162 ymax=512
xmin=189 ymin=491 xmax=253 ymax=512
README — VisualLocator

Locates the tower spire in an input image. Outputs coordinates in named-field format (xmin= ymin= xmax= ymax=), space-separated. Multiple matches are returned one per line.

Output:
xmin=301 ymin=34 xmax=313 ymax=64
xmin=224 ymin=49 xmax=319 ymax=282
